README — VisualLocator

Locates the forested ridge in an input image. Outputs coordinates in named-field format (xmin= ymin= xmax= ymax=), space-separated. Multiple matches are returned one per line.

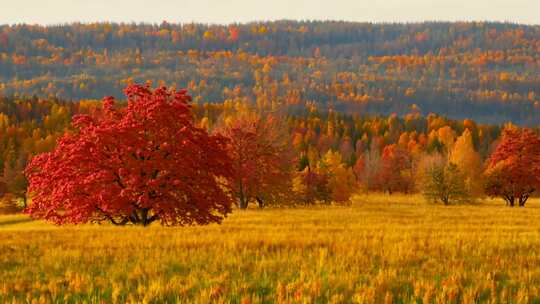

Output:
xmin=1 ymin=21 xmax=540 ymax=124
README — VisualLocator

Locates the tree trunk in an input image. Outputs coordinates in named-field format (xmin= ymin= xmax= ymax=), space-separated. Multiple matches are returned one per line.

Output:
xmin=256 ymin=197 xmax=264 ymax=209
xmin=238 ymin=183 xmax=248 ymax=209
xmin=508 ymin=197 xmax=515 ymax=207
xmin=137 ymin=208 xmax=159 ymax=226
xmin=441 ymin=194 xmax=449 ymax=205
xmin=141 ymin=208 xmax=149 ymax=226
xmin=241 ymin=199 xmax=248 ymax=209
xmin=238 ymin=196 xmax=249 ymax=209
xmin=519 ymin=195 xmax=528 ymax=207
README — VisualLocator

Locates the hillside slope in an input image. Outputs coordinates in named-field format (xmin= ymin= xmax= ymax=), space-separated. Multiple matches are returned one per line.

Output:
xmin=1 ymin=21 xmax=540 ymax=124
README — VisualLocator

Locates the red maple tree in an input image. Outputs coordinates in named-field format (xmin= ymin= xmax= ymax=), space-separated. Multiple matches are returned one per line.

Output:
xmin=484 ymin=128 xmax=540 ymax=207
xmin=25 ymin=84 xmax=233 ymax=226
xmin=219 ymin=115 xmax=294 ymax=209
xmin=376 ymin=144 xmax=413 ymax=194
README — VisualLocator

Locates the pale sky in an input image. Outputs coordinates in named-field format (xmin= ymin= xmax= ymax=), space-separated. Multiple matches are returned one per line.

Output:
xmin=0 ymin=0 xmax=538 ymax=25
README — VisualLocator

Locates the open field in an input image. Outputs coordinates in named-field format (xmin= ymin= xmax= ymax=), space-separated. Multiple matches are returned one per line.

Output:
xmin=1 ymin=195 xmax=540 ymax=303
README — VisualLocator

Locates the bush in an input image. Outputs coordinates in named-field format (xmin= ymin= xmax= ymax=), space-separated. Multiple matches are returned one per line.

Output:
xmin=422 ymin=162 xmax=471 ymax=205
xmin=0 ymin=195 xmax=23 ymax=214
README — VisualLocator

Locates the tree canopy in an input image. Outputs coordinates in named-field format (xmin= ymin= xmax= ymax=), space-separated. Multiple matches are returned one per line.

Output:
xmin=25 ymin=85 xmax=234 ymax=225
xmin=1 ymin=22 xmax=540 ymax=124
xmin=484 ymin=128 xmax=540 ymax=207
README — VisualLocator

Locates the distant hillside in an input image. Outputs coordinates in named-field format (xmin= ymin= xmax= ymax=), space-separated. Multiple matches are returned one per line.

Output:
xmin=1 ymin=21 xmax=540 ymax=124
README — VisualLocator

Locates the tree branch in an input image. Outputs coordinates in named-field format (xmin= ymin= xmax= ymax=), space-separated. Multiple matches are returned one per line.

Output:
xmin=95 ymin=206 xmax=129 ymax=226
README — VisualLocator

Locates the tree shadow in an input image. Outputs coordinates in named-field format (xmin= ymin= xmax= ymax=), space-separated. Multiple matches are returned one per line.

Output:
xmin=0 ymin=217 xmax=34 ymax=227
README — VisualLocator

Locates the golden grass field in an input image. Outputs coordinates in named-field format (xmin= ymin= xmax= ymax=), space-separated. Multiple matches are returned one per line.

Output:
xmin=1 ymin=194 xmax=540 ymax=303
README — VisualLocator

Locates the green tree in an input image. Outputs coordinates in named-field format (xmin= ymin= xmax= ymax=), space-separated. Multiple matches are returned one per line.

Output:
xmin=422 ymin=161 xmax=470 ymax=205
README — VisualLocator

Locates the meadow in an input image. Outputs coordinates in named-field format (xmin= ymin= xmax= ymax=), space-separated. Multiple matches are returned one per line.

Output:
xmin=1 ymin=195 xmax=540 ymax=303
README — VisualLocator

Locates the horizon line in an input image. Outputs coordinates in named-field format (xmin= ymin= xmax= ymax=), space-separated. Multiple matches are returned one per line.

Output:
xmin=1 ymin=19 xmax=539 ymax=27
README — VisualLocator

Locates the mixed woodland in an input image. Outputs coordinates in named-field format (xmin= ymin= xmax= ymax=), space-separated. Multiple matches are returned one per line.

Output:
xmin=1 ymin=21 xmax=540 ymax=124
xmin=1 ymin=21 xmax=540 ymax=216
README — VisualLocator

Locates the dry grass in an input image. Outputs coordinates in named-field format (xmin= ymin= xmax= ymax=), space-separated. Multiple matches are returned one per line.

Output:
xmin=1 ymin=194 xmax=540 ymax=303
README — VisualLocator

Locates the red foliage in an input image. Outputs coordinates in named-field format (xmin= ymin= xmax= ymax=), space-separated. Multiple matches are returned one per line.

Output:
xmin=484 ymin=128 xmax=540 ymax=207
xmin=228 ymin=26 xmax=240 ymax=42
xmin=299 ymin=168 xmax=331 ymax=205
xmin=376 ymin=144 xmax=413 ymax=193
xmin=220 ymin=115 xmax=293 ymax=208
xmin=25 ymin=84 xmax=233 ymax=226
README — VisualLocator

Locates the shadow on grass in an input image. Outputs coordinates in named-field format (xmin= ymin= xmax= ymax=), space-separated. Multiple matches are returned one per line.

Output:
xmin=0 ymin=217 xmax=34 ymax=227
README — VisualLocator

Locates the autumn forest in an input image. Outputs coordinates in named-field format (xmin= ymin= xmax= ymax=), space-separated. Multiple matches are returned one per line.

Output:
xmin=3 ymin=19 xmax=540 ymax=303
xmin=1 ymin=21 xmax=540 ymax=124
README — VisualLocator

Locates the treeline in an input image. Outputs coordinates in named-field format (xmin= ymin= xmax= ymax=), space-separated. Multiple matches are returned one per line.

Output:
xmin=0 ymin=96 xmax=101 ymax=210
xmin=1 ymin=94 xmax=537 ymax=211
xmin=1 ymin=22 xmax=540 ymax=123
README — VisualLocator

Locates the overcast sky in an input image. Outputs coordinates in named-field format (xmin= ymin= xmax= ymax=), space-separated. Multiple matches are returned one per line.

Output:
xmin=1 ymin=0 xmax=538 ymax=25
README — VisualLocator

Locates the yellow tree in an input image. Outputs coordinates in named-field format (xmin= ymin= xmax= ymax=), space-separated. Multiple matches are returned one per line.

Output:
xmin=321 ymin=150 xmax=356 ymax=204
xmin=437 ymin=126 xmax=456 ymax=153
xmin=449 ymin=129 xmax=483 ymax=196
